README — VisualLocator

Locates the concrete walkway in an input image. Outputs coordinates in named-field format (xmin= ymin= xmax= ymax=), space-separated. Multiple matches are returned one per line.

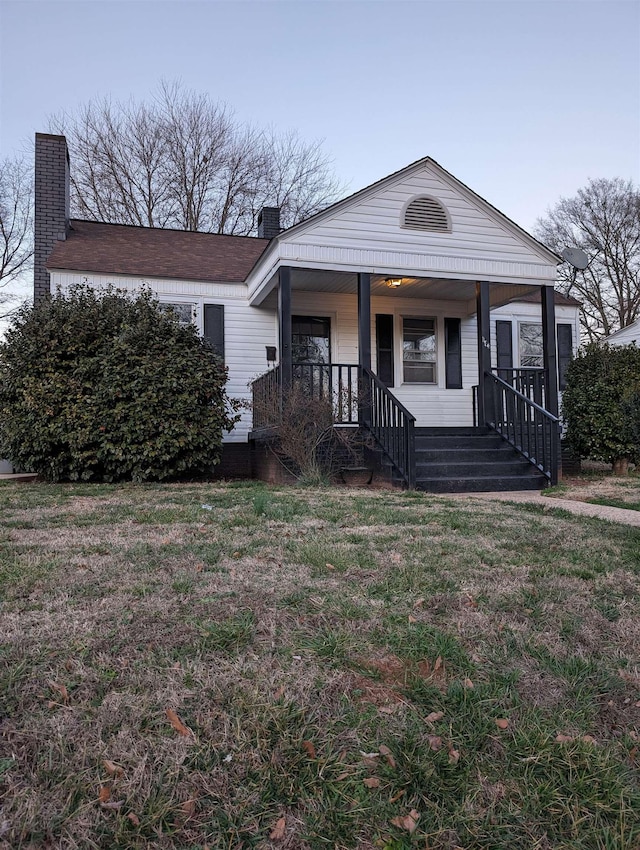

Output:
xmin=449 ymin=490 xmax=640 ymax=528
xmin=0 ymin=473 xmax=39 ymax=482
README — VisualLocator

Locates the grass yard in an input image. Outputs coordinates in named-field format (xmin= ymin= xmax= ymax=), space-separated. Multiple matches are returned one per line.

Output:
xmin=545 ymin=472 xmax=640 ymax=513
xmin=0 ymin=481 xmax=639 ymax=850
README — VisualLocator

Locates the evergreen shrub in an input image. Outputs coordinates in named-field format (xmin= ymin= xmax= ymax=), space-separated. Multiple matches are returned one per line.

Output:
xmin=0 ymin=285 xmax=239 ymax=481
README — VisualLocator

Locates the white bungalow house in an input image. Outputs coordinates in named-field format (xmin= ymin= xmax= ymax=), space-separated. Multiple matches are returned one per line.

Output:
xmin=604 ymin=319 xmax=640 ymax=347
xmin=34 ymin=133 xmax=579 ymax=491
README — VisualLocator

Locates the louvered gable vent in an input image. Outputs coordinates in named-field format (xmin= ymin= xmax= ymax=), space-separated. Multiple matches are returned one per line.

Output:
xmin=403 ymin=196 xmax=450 ymax=232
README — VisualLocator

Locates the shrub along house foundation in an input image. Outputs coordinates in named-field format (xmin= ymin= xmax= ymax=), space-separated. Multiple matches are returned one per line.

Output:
xmin=34 ymin=133 xmax=579 ymax=491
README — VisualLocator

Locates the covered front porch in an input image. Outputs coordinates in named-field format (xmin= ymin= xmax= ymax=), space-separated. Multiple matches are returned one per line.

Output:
xmin=250 ymin=266 xmax=561 ymax=490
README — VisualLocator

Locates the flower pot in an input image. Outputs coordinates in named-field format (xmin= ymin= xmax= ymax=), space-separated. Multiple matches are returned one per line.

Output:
xmin=340 ymin=466 xmax=373 ymax=487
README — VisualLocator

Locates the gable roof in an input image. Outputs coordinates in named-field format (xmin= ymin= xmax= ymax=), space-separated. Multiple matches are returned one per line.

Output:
xmin=47 ymin=220 xmax=270 ymax=283
xmin=272 ymin=156 xmax=562 ymax=266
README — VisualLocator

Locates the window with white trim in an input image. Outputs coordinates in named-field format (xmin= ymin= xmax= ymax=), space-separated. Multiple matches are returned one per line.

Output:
xmin=403 ymin=317 xmax=437 ymax=383
xmin=158 ymin=302 xmax=196 ymax=326
xmin=519 ymin=323 xmax=543 ymax=368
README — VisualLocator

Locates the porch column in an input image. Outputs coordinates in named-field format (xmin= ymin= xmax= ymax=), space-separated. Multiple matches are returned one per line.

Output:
xmin=357 ymin=273 xmax=372 ymax=425
xmin=278 ymin=266 xmax=292 ymax=393
xmin=357 ymin=273 xmax=371 ymax=371
xmin=541 ymin=285 xmax=559 ymax=417
xmin=476 ymin=281 xmax=492 ymax=426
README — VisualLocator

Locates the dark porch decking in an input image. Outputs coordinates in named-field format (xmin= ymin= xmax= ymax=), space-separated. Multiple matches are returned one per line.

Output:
xmin=250 ymin=362 xmax=560 ymax=492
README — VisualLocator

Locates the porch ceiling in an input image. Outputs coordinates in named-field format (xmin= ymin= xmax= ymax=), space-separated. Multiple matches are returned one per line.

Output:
xmin=258 ymin=268 xmax=540 ymax=311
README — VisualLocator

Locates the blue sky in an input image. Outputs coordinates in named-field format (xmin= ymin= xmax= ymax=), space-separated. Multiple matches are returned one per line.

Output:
xmin=0 ymin=0 xmax=639 ymax=308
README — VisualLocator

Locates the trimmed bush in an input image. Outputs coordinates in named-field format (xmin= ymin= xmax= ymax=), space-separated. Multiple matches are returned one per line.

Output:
xmin=0 ymin=285 xmax=239 ymax=481
xmin=562 ymin=342 xmax=640 ymax=471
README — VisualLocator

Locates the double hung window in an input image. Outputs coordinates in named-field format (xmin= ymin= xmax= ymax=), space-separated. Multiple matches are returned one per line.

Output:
xmin=403 ymin=318 xmax=436 ymax=383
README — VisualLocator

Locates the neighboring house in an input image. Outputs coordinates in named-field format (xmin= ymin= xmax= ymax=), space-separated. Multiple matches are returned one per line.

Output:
xmin=34 ymin=133 xmax=580 ymax=491
xmin=604 ymin=319 xmax=640 ymax=347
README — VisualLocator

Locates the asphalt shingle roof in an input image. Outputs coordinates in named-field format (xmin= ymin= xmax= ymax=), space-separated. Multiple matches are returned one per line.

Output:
xmin=47 ymin=220 xmax=270 ymax=283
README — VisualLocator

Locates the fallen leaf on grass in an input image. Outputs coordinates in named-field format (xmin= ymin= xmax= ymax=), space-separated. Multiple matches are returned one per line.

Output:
xmin=555 ymin=734 xmax=574 ymax=743
xmin=390 ymin=809 xmax=420 ymax=834
xmin=98 ymin=786 xmax=111 ymax=803
xmin=495 ymin=718 xmax=509 ymax=730
xmin=618 ymin=669 xmax=640 ymax=686
xmin=434 ymin=656 xmax=443 ymax=672
xmin=363 ymin=777 xmax=381 ymax=788
xmin=427 ymin=735 xmax=443 ymax=752
xmin=48 ymin=681 xmax=69 ymax=703
xmin=581 ymin=735 xmax=596 ymax=744
xmin=463 ymin=678 xmax=475 ymax=689
xmin=413 ymin=598 xmax=425 ymax=608
xmin=336 ymin=771 xmax=350 ymax=781
xmin=166 ymin=708 xmax=193 ymax=737
xmin=302 ymin=740 xmax=316 ymax=759
xmin=408 ymin=615 xmax=417 ymax=624
xmin=127 ymin=812 xmax=140 ymax=826
xmin=425 ymin=711 xmax=444 ymax=723
xmin=101 ymin=800 xmax=124 ymax=811
xmin=379 ymin=745 xmax=396 ymax=768
xmin=182 ymin=799 xmax=196 ymax=819
xmin=448 ymin=746 xmax=460 ymax=765
xmin=389 ymin=789 xmax=405 ymax=804
xmin=629 ymin=746 xmax=637 ymax=766
xmin=103 ymin=760 xmax=124 ymax=778
xmin=269 ymin=817 xmax=286 ymax=841
xmin=325 ymin=562 xmax=335 ymax=570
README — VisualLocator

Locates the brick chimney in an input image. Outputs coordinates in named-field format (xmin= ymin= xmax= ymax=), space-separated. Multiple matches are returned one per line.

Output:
xmin=34 ymin=133 xmax=70 ymax=303
xmin=257 ymin=207 xmax=281 ymax=240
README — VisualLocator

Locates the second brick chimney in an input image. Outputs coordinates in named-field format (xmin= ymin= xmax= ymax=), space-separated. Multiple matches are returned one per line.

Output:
xmin=257 ymin=207 xmax=281 ymax=240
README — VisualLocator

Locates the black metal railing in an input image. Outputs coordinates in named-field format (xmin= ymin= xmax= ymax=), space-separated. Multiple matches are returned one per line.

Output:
xmin=251 ymin=363 xmax=417 ymax=487
xmin=362 ymin=368 xmax=416 ymax=489
xmin=251 ymin=363 xmax=360 ymax=428
xmin=292 ymin=363 xmax=360 ymax=424
xmin=251 ymin=365 xmax=281 ymax=429
xmin=486 ymin=372 xmax=560 ymax=484
xmin=496 ymin=368 xmax=546 ymax=408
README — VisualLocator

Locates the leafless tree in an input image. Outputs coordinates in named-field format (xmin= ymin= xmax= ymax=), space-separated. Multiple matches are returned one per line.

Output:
xmin=0 ymin=156 xmax=33 ymax=318
xmin=535 ymin=178 xmax=640 ymax=341
xmin=50 ymin=82 xmax=344 ymax=235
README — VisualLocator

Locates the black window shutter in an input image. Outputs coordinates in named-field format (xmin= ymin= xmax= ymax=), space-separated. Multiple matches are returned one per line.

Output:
xmin=557 ymin=323 xmax=573 ymax=390
xmin=375 ymin=314 xmax=394 ymax=387
xmin=496 ymin=320 xmax=513 ymax=373
xmin=444 ymin=318 xmax=463 ymax=389
xmin=204 ymin=304 xmax=224 ymax=359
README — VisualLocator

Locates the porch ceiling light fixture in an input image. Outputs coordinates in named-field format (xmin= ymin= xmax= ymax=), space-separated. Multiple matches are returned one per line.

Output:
xmin=385 ymin=277 xmax=403 ymax=288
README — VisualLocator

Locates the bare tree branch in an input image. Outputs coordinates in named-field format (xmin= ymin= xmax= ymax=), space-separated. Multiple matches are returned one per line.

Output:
xmin=49 ymin=82 xmax=345 ymax=236
xmin=0 ymin=155 xmax=33 ymax=318
xmin=535 ymin=178 xmax=640 ymax=341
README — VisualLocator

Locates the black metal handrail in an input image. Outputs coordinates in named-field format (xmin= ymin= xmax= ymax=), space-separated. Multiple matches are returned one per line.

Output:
xmin=486 ymin=372 xmax=560 ymax=484
xmin=251 ymin=365 xmax=281 ymax=429
xmin=251 ymin=363 xmax=360 ymax=428
xmin=495 ymin=368 xmax=546 ymax=408
xmin=292 ymin=363 xmax=360 ymax=424
xmin=362 ymin=367 xmax=416 ymax=489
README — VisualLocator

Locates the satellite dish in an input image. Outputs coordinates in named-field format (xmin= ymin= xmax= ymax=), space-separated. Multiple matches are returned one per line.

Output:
xmin=562 ymin=247 xmax=589 ymax=270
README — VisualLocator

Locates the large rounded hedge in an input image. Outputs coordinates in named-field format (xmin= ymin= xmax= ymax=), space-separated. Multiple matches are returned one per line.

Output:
xmin=562 ymin=342 xmax=640 ymax=471
xmin=0 ymin=285 xmax=239 ymax=481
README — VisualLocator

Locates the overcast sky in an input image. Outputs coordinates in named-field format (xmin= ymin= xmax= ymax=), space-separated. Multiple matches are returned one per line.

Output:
xmin=0 ymin=0 xmax=639 ymax=309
